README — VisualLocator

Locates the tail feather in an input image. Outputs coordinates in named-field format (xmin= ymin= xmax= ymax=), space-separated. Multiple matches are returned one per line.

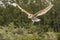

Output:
xmin=32 ymin=18 xmax=40 ymax=22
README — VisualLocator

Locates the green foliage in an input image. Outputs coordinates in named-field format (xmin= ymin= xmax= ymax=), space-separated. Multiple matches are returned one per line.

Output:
xmin=0 ymin=23 xmax=58 ymax=40
xmin=0 ymin=0 xmax=60 ymax=40
xmin=41 ymin=32 xmax=57 ymax=40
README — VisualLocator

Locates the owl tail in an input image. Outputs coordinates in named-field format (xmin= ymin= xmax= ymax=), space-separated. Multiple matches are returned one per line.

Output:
xmin=32 ymin=18 xmax=40 ymax=22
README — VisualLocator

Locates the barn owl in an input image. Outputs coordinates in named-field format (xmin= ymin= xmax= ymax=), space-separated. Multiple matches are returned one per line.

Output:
xmin=11 ymin=2 xmax=53 ymax=23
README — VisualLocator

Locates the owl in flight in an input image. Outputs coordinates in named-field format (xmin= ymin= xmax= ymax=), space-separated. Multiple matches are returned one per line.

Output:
xmin=9 ymin=1 xmax=53 ymax=23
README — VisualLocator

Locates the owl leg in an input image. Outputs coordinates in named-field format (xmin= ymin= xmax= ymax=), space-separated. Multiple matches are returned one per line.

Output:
xmin=32 ymin=21 xmax=35 ymax=25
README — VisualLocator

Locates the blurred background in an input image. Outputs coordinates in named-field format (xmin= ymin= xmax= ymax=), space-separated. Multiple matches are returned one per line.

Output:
xmin=0 ymin=0 xmax=60 ymax=40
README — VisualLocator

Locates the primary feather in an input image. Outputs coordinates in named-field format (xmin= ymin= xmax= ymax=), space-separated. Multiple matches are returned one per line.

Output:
xmin=35 ymin=4 xmax=53 ymax=17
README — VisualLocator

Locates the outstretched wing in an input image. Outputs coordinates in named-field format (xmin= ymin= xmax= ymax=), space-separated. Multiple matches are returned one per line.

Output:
xmin=11 ymin=3 xmax=31 ymax=16
xmin=34 ymin=4 xmax=53 ymax=17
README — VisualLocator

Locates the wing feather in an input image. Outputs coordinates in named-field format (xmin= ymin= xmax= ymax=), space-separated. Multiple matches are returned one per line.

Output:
xmin=12 ymin=3 xmax=31 ymax=16
xmin=35 ymin=4 xmax=53 ymax=17
xmin=16 ymin=4 xmax=31 ymax=15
